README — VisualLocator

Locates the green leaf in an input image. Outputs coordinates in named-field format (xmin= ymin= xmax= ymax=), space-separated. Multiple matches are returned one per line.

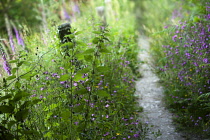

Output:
xmin=17 ymin=61 xmax=25 ymax=67
xmin=74 ymin=104 xmax=84 ymax=112
xmin=99 ymin=48 xmax=111 ymax=54
xmin=11 ymin=68 xmax=18 ymax=74
xmin=9 ymin=60 xmax=18 ymax=63
xmin=83 ymin=48 xmax=95 ymax=54
xmin=103 ymin=37 xmax=110 ymax=42
xmin=44 ymin=103 xmax=59 ymax=111
xmin=61 ymin=42 xmax=74 ymax=49
xmin=21 ymin=130 xmax=39 ymax=135
xmin=104 ymin=33 xmax=111 ymax=36
xmin=76 ymin=41 xmax=87 ymax=47
xmin=32 ymin=99 xmax=42 ymax=105
xmin=15 ymin=81 xmax=21 ymax=88
xmin=59 ymin=74 xmax=70 ymax=81
xmin=97 ymin=91 xmax=110 ymax=98
xmin=74 ymin=73 xmax=84 ymax=82
xmin=44 ymin=132 xmax=52 ymax=138
xmin=84 ymin=55 xmax=93 ymax=62
xmin=0 ymin=94 xmax=13 ymax=102
xmin=64 ymin=34 xmax=75 ymax=39
xmin=92 ymin=37 xmax=99 ymax=44
xmin=75 ymin=31 xmax=83 ymax=35
xmin=96 ymin=66 xmax=109 ymax=72
xmin=21 ymin=73 xmax=32 ymax=80
xmin=8 ymin=121 xmax=16 ymax=129
xmin=13 ymin=91 xmax=30 ymax=102
xmin=6 ymin=75 xmax=16 ymax=80
xmin=61 ymin=110 xmax=71 ymax=120
xmin=0 ymin=105 xmax=14 ymax=113
xmin=75 ymin=53 xmax=84 ymax=60
xmin=15 ymin=109 xmax=29 ymax=122
xmin=77 ymin=122 xmax=85 ymax=131
xmin=78 ymin=67 xmax=90 ymax=74
xmin=92 ymin=31 xmax=101 ymax=34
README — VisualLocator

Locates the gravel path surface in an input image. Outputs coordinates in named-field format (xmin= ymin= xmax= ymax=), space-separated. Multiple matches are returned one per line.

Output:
xmin=135 ymin=36 xmax=185 ymax=140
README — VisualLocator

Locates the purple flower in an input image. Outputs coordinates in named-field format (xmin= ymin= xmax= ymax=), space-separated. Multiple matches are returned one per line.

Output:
xmin=40 ymin=95 xmax=44 ymax=99
xmin=14 ymin=27 xmax=25 ymax=46
xmin=203 ymin=58 xmax=208 ymax=63
xmin=63 ymin=7 xmax=71 ymax=21
xmin=72 ymin=3 xmax=80 ymax=14
xmin=133 ymin=134 xmax=139 ymax=138
xmin=103 ymin=132 xmax=109 ymax=136
xmin=172 ymin=35 xmax=178 ymax=42
xmin=40 ymin=87 xmax=44 ymax=91
xmin=2 ymin=54 xmax=11 ymax=75
xmin=105 ymin=104 xmax=109 ymax=108
xmin=73 ymin=82 xmax=78 ymax=86
xmin=9 ymin=32 xmax=15 ymax=53
xmin=60 ymin=81 xmax=66 ymax=84
xmin=31 ymin=94 xmax=37 ymax=97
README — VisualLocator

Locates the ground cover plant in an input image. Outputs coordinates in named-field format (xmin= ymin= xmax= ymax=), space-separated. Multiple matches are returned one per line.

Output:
xmin=135 ymin=0 xmax=210 ymax=138
xmin=0 ymin=0 xmax=148 ymax=139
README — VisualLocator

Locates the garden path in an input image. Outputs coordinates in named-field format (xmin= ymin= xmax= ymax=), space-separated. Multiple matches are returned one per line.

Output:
xmin=135 ymin=36 xmax=185 ymax=140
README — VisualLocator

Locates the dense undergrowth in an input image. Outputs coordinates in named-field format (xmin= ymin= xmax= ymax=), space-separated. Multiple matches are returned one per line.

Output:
xmin=0 ymin=0 xmax=147 ymax=139
xmin=135 ymin=0 xmax=210 ymax=138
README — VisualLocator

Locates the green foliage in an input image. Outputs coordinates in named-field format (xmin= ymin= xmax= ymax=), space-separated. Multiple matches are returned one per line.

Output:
xmin=136 ymin=0 xmax=210 ymax=138
xmin=0 ymin=0 xmax=147 ymax=139
xmin=0 ymin=0 xmax=41 ymax=32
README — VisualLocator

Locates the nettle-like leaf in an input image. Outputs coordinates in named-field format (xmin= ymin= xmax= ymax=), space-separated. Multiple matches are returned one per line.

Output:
xmin=92 ymin=37 xmax=100 ymax=44
xmin=59 ymin=74 xmax=70 ymax=81
xmin=14 ymin=109 xmax=29 ymax=122
xmin=61 ymin=110 xmax=71 ymax=120
xmin=99 ymin=48 xmax=111 ymax=54
xmin=11 ymin=68 xmax=18 ymax=75
xmin=74 ymin=72 xmax=84 ymax=82
xmin=6 ymin=75 xmax=16 ymax=80
xmin=75 ymin=31 xmax=83 ymax=35
xmin=84 ymin=55 xmax=93 ymax=62
xmin=13 ymin=91 xmax=30 ymax=102
xmin=92 ymin=31 xmax=101 ymax=34
xmin=21 ymin=72 xmax=38 ymax=80
xmin=0 ymin=94 xmax=13 ymax=102
xmin=76 ymin=41 xmax=87 ymax=47
xmin=75 ymin=53 xmax=84 ymax=60
xmin=0 ymin=105 xmax=14 ymax=113
xmin=7 ymin=121 xmax=16 ymax=129
xmin=74 ymin=104 xmax=84 ymax=112
xmin=97 ymin=91 xmax=110 ymax=98
xmin=61 ymin=42 xmax=74 ymax=49
xmin=17 ymin=61 xmax=25 ymax=67
xmin=9 ymin=59 xmax=18 ymax=63
xmin=64 ymin=34 xmax=75 ymax=39
xmin=83 ymin=48 xmax=95 ymax=54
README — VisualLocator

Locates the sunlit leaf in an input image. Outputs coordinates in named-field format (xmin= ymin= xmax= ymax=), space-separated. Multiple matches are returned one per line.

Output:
xmin=59 ymin=74 xmax=70 ymax=81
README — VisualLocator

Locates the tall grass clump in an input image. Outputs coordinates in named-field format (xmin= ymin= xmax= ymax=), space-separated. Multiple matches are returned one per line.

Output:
xmin=135 ymin=0 xmax=209 ymax=138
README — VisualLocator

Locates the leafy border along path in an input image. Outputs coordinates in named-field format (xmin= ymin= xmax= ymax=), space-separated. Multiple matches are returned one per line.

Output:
xmin=136 ymin=36 xmax=185 ymax=140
